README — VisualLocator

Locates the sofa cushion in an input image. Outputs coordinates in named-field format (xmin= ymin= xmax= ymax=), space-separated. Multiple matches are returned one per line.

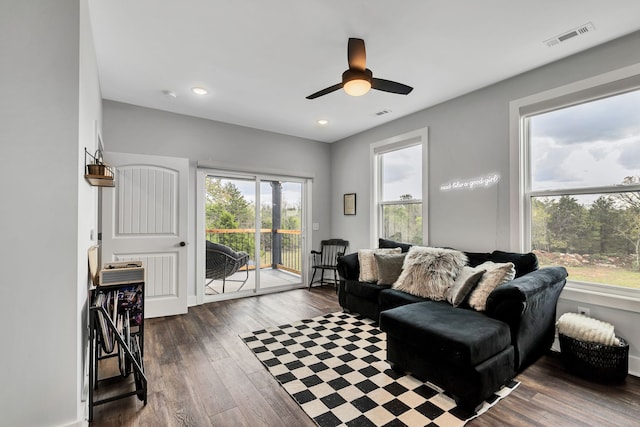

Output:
xmin=345 ymin=280 xmax=390 ymax=300
xmin=358 ymin=248 xmax=402 ymax=282
xmin=460 ymin=250 xmax=537 ymax=277
xmin=380 ymin=301 xmax=512 ymax=367
xmin=379 ymin=288 xmax=427 ymax=312
xmin=468 ymin=262 xmax=516 ymax=311
xmin=393 ymin=247 xmax=467 ymax=300
xmin=490 ymin=251 xmax=538 ymax=277
xmin=337 ymin=252 xmax=360 ymax=281
xmin=375 ymin=252 xmax=406 ymax=285
xmin=378 ymin=238 xmax=413 ymax=253
xmin=463 ymin=251 xmax=492 ymax=268
xmin=446 ymin=266 xmax=486 ymax=307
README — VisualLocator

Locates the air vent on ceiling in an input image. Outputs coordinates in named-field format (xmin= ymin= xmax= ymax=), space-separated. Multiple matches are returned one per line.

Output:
xmin=375 ymin=109 xmax=392 ymax=116
xmin=544 ymin=22 xmax=595 ymax=47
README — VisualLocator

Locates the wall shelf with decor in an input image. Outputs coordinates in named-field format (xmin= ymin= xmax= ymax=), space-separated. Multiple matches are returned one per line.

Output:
xmin=84 ymin=147 xmax=115 ymax=187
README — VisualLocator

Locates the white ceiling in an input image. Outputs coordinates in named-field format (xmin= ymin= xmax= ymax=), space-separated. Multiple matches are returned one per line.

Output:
xmin=88 ymin=1 xmax=640 ymax=143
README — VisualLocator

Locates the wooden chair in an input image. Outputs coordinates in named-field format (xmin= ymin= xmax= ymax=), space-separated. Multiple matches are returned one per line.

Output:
xmin=309 ymin=239 xmax=349 ymax=290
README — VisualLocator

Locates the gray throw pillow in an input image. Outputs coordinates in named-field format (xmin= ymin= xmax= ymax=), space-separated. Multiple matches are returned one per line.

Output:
xmin=358 ymin=248 xmax=402 ymax=282
xmin=375 ymin=253 xmax=406 ymax=285
xmin=446 ymin=266 xmax=486 ymax=307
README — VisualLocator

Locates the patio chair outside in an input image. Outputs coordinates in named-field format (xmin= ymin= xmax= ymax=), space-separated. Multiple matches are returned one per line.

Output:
xmin=205 ymin=241 xmax=250 ymax=293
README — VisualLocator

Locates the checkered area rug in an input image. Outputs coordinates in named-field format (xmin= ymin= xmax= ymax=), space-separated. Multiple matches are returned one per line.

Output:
xmin=240 ymin=312 xmax=519 ymax=427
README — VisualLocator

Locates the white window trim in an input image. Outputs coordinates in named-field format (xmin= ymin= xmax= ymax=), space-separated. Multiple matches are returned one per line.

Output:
xmin=509 ymin=63 xmax=640 ymax=312
xmin=369 ymin=127 xmax=429 ymax=248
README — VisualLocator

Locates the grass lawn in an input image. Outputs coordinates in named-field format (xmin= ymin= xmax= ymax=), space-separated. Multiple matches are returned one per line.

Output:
xmin=539 ymin=263 xmax=640 ymax=289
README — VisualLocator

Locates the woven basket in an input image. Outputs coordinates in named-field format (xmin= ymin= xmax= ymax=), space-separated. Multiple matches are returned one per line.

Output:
xmin=559 ymin=333 xmax=628 ymax=383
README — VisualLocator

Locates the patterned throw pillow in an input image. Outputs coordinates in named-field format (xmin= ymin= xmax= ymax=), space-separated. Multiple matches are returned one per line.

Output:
xmin=467 ymin=261 xmax=516 ymax=311
xmin=392 ymin=247 xmax=467 ymax=300
xmin=358 ymin=248 xmax=402 ymax=282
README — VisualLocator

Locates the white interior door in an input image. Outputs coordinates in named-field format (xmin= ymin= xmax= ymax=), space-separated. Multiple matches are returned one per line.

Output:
xmin=102 ymin=152 xmax=189 ymax=318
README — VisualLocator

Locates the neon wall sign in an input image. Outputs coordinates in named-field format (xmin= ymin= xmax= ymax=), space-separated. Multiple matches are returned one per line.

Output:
xmin=440 ymin=173 xmax=501 ymax=192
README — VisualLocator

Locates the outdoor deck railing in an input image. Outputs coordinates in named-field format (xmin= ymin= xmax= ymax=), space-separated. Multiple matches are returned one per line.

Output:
xmin=206 ymin=228 xmax=302 ymax=274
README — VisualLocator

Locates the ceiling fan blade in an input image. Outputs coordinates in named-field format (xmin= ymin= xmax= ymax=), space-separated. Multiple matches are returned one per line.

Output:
xmin=347 ymin=38 xmax=366 ymax=70
xmin=306 ymin=83 xmax=343 ymax=100
xmin=371 ymin=78 xmax=413 ymax=95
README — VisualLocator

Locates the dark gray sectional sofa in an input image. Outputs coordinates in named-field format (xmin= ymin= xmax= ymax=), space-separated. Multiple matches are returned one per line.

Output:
xmin=336 ymin=239 xmax=568 ymax=413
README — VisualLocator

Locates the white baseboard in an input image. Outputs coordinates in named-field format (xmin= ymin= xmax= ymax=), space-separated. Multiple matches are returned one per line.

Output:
xmin=188 ymin=295 xmax=198 ymax=307
xmin=629 ymin=354 xmax=640 ymax=377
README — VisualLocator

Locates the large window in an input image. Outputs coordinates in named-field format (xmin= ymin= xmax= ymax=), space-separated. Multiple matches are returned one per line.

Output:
xmin=372 ymin=129 xmax=427 ymax=246
xmin=524 ymin=88 xmax=640 ymax=290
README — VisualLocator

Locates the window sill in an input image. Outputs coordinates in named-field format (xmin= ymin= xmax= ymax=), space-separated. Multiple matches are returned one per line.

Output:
xmin=560 ymin=280 xmax=640 ymax=314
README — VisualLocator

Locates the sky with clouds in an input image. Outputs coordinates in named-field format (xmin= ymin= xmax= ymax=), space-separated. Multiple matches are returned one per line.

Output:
xmin=530 ymin=89 xmax=640 ymax=192
xmin=381 ymin=144 xmax=422 ymax=201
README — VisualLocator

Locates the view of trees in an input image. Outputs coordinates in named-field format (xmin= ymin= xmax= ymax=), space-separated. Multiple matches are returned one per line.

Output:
xmin=383 ymin=194 xmax=423 ymax=245
xmin=531 ymin=176 xmax=640 ymax=277
xmin=205 ymin=178 xmax=255 ymax=250
xmin=205 ymin=178 xmax=302 ymax=269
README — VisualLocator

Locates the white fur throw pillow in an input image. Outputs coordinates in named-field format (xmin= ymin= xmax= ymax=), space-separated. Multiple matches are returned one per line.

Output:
xmin=392 ymin=246 xmax=467 ymax=300
xmin=358 ymin=248 xmax=401 ymax=282
xmin=467 ymin=261 xmax=516 ymax=311
xmin=557 ymin=313 xmax=620 ymax=346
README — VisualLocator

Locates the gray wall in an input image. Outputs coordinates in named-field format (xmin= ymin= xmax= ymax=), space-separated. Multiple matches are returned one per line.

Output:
xmin=3 ymin=4 xmax=637 ymax=424
xmin=331 ymin=31 xmax=640 ymax=374
xmin=102 ymin=101 xmax=332 ymax=298
xmin=0 ymin=1 xmax=102 ymax=426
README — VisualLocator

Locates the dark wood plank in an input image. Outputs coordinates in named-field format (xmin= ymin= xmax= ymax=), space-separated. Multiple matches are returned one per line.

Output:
xmin=470 ymin=353 xmax=640 ymax=427
xmin=90 ymin=287 xmax=640 ymax=427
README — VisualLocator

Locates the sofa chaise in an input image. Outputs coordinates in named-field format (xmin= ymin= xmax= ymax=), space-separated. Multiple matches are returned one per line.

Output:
xmin=336 ymin=239 xmax=568 ymax=412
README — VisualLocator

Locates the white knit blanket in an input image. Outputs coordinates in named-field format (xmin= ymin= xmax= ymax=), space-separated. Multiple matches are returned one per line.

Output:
xmin=557 ymin=313 xmax=620 ymax=346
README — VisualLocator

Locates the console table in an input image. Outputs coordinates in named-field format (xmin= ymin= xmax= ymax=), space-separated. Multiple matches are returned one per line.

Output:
xmin=88 ymin=282 xmax=147 ymax=421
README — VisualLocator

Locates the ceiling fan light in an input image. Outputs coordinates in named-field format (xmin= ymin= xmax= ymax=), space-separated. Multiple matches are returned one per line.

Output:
xmin=191 ymin=86 xmax=208 ymax=95
xmin=344 ymin=79 xmax=371 ymax=96
xmin=342 ymin=68 xmax=373 ymax=97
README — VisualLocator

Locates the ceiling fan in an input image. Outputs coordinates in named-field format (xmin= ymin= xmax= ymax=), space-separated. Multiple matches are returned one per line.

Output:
xmin=306 ymin=38 xmax=413 ymax=100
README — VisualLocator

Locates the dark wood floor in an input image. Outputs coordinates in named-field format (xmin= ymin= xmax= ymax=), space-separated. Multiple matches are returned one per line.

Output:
xmin=90 ymin=287 xmax=640 ymax=426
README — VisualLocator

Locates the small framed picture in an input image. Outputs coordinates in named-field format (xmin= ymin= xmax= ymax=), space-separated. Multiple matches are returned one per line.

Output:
xmin=344 ymin=193 xmax=356 ymax=215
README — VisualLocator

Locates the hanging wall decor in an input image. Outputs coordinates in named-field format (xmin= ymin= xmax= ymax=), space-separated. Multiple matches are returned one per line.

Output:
xmin=344 ymin=193 xmax=356 ymax=215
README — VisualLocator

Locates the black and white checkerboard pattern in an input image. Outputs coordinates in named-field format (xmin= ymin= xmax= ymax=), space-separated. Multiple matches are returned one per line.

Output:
xmin=240 ymin=312 xmax=519 ymax=427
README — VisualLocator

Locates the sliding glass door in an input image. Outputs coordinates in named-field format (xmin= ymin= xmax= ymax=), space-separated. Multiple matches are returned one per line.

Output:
xmin=198 ymin=171 xmax=306 ymax=301
xmin=204 ymin=176 xmax=258 ymax=294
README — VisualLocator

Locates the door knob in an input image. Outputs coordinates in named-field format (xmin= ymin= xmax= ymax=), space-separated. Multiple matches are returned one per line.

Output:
xmin=180 ymin=241 xmax=186 ymax=247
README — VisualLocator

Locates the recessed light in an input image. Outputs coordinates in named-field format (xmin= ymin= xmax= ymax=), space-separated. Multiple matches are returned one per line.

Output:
xmin=317 ymin=119 xmax=329 ymax=126
xmin=191 ymin=87 xmax=208 ymax=95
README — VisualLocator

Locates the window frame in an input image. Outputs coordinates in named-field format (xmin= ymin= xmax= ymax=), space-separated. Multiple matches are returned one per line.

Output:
xmin=510 ymin=63 xmax=640 ymax=311
xmin=370 ymin=128 xmax=428 ymax=248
